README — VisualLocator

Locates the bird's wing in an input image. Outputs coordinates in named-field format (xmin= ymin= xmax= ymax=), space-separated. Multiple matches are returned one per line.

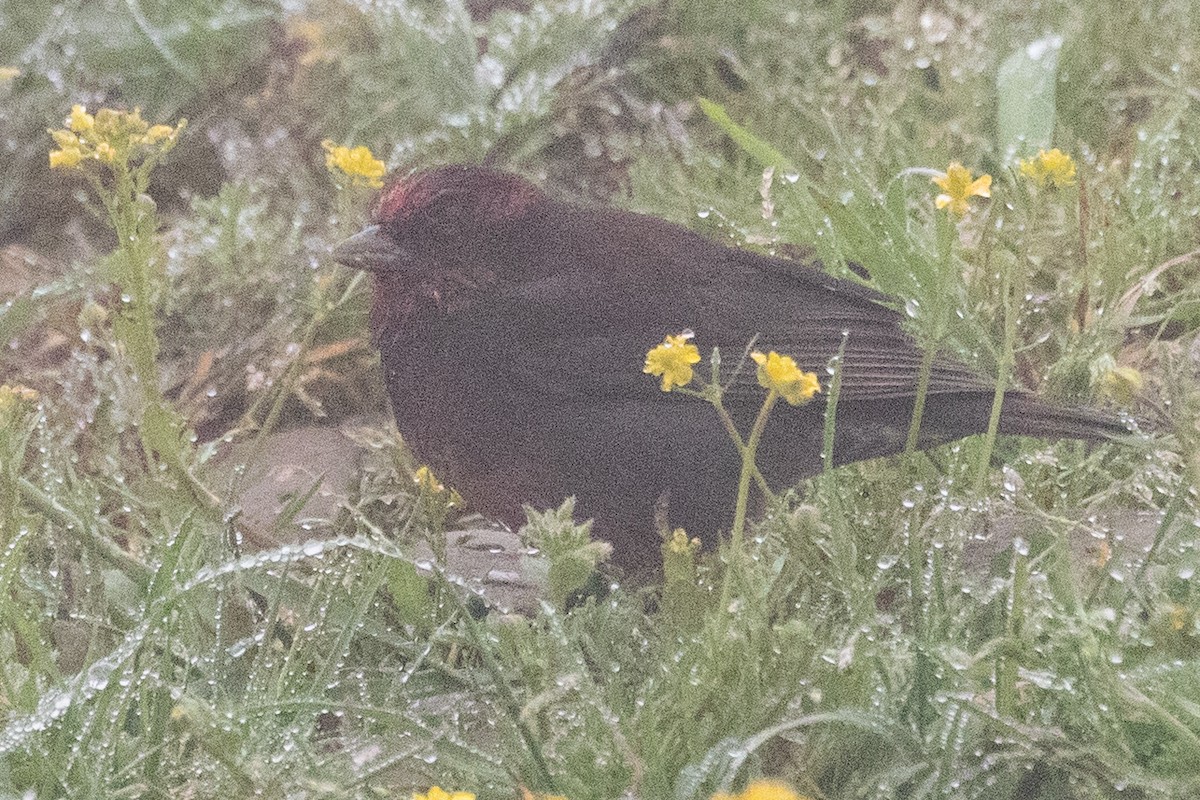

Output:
xmin=465 ymin=241 xmax=995 ymax=405
xmin=689 ymin=247 xmax=997 ymax=401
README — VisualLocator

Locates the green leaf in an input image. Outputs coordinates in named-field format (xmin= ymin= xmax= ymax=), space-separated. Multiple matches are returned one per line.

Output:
xmin=696 ymin=96 xmax=795 ymax=171
xmin=385 ymin=559 xmax=434 ymax=632
xmin=997 ymin=36 xmax=1061 ymax=161
xmin=519 ymin=499 xmax=610 ymax=610
xmin=139 ymin=401 xmax=186 ymax=465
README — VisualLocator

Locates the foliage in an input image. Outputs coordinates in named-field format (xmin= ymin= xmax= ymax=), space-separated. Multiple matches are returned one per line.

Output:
xmin=0 ymin=1 xmax=1198 ymax=798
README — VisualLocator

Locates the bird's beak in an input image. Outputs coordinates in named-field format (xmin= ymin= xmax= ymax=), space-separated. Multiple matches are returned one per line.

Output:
xmin=331 ymin=225 xmax=409 ymax=273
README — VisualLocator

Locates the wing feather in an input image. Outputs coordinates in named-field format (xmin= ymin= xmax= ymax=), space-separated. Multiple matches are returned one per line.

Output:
xmin=451 ymin=206 xmax=997 ymax=406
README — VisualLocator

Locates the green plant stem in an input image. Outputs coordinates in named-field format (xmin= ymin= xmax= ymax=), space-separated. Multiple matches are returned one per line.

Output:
xmin=975 ymin=255 xmax=1016 ymax=493
xmin=18 ymin=477 xmax=152 ymax=585
xmin=822 ymin=337 xmax=848 ymax=473
xmin=710 ymin=396 xmax=772 ymax=497
xmin=87 ymin=159 xmax=238 ymax=541
xmin=720 ymin=391 xmax=779 ymax=609
xmin=250 ymin=271 xmax=364 ymax=452
xmin=730 ymin=391 xmax=778 ymax=552
xmin=906 ymin=503 xmax=925 ymax=628
xmin=995 ymin=547 xmax=1027 ymax=716
xmin=907 ymin=211 xmax=956 ymax=455
xmin=254 ymin=311 xmax=321 ymax=449
xmin=904 ymin=347 xmax=936 ymax=454
xmin=99 ymin=170 xmax=163 ymax=407
xmin=449 ymin=578 xmax=557 ymax=792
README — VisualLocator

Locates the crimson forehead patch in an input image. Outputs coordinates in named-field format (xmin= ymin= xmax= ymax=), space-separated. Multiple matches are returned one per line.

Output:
xmin=373 ymin=174 xmax=434 ymax=224
xmin=373 ymin=167 xmax=542 ymax=226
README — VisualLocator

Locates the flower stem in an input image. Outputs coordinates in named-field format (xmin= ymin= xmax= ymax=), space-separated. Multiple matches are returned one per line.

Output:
xmin=904 ymin=347 xmax=935 ymax=454
xmin=975 ymin=254 xmax=1015 ymax=492
xmin=710 ymin=395 xmax=772 ymax=497
xmin=719 ymin=391 xmax=777 ymax=608
xmin=822 ymin=336 xmax=848 ymax=472
xmin=731 ymin=390 xmax=777 ymax=552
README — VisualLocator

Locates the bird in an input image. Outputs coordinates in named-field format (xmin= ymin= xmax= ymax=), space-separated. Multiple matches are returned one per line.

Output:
xmin=332 ymin=164 xmax=1130 ymax=566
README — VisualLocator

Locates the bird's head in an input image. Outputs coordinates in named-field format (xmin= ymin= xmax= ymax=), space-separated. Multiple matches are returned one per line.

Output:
xmin=331 ymin=164 xmax=546 ymax=281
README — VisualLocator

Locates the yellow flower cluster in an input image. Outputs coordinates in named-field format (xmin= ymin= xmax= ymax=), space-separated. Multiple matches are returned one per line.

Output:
xmin=0 ymin=67 xmax=19 ymax=83
xmin=322 ymin=140 xmax=386 ymax=188
xmin=413 ymin=465 xmax=445 ymax=494
xmin=713 ymin=779 xmax=811 ymax=800
xmin=932 ymin=162 xmax=992 ymax=217
xmin=1018 ymin=148 xmax=1076 ymax=188
xmin=643 ymin=332 xmax=701 ymax=392
xmin=413 ymin=788 xmax=474 ymax=800
xmin=666 ymin=527 xmax=701 ymax=555
xmin=48 ymin=105 xmax=185 ymax=171
xmin=750 ymin=351 xmax=820 ymax=406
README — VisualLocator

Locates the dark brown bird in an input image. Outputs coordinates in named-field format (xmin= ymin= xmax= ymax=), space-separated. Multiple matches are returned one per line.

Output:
xmin=333 ymin=164 xmax=1128 ymax=565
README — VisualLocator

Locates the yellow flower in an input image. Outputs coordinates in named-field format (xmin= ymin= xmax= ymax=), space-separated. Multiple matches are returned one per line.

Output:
xmin=93 ymin=107 xmax=123 ymax=135
xmin=143 ymin=124 xmax=175 ymax=144
xmin=666 ymin=527 xmax=700 ymax=555
xmin=643 ymin=332 xmax=701 ymax=392
xmin=322 ymin=140 xmax=386 ymax=188
xmin=1019 ymin=148 xmax=1076 ymax=188
xmin=750 ymin=351 xmax=820 ymax=406
xmin=0 ymin=67 xmax=19 ymax=82
xmin=49 ymin=146 xmax=83 ymax=169
xmin=413 ymin=788 xmax=475 ymax=800
xmin=69 ymin=104 xmax=95 ymax=133
xmin=48 ymin=106 xmax=185 ymax=172
xmin=414 ymin=465 xmax=445 ymax=494
xmin=50 ymin=129 xmax=80 ymax=148
xmin=712 ymin=779 xmax=810 ymax=800
xmin=932 ymin=162 xmax=992 ymax=217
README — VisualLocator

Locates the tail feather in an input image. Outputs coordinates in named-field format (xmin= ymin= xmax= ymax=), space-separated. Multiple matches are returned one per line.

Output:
xmin=997 ymin=392 xmax=1135 ymax=442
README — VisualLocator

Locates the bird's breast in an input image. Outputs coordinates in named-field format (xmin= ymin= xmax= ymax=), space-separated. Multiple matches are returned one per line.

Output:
xmin=376 ymin=331 xmax=533 ymax=505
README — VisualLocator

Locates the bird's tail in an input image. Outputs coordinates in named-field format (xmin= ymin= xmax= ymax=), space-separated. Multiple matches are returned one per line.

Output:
xmin=997 ymin=392 xmax=1135 ymax=442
